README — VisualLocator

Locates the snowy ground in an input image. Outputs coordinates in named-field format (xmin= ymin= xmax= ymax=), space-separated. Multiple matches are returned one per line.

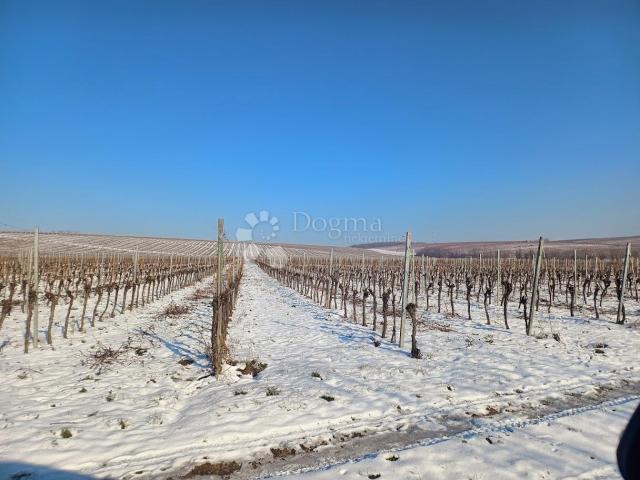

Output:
xmin=291 ymin=398 xmax=639 ymax=480
xmin=0 ymin=262 xmax=639 ymax=479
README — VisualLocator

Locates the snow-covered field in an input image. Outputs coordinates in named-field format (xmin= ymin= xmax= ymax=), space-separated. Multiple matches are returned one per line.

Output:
xmin=1 ymin=262 xmax=638 ymax=479
xmin=292 ymin=398 xmax=639 ymax=480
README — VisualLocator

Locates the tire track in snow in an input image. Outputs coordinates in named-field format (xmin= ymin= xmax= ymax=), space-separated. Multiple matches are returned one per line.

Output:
xmin=261 ymin=395 xmax=640 ymax=478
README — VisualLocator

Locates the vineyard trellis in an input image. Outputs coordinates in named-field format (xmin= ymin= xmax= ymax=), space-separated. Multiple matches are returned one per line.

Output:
xmin=0 ymin=227 xmax=249 ymax=366
xmin=256 ymin=233 xmax=637 ymax=356
xmin=1 ymin=228 xmax=637 ymax=363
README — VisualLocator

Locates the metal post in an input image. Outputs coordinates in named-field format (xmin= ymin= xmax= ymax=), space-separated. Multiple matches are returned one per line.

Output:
xmin=399 ymin=231 xmax=412 ymax=348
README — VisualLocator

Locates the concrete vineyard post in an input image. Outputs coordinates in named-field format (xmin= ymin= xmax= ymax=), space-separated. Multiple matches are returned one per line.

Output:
xmin=496 ymin=249 xmax=501 ymax=305
xmin=528 ymin=236 xmax=544 ymax=336
xmin=100 ymin=252 xmax=105 ymax=284
xmin=413 ymin=249 xmax=417 ymax=302
xmin=617 ymin=243 xmax=631 ymax=324
xmin=399 ymin=231 xmax=412 ymax=348
xmin=169 ymin=254 xmax=173 ymax=291
xmin=24 ymin=248 xmax=32 ymax=353
xmin=215 ymin=218 xmax=225 ymax=377
xmin=134 ymin=246 xmax=139 ymax=281
xmin=217 ymin=219 xmax=224 ymax=297
xmin=584 ymin=255 xmax=588 ymax=277
xmin=325 ymin=249 xmax=334 ymax=308
xmin=33 ymin=227 xmax=39 ymax=348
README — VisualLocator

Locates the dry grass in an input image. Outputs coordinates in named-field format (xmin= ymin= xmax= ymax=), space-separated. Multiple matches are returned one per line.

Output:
xmin=299 ymin=439 xmax=328 ymax=453
xmin=239 ymin=360 xmax=267 ymax=377
xmin=87 ymin=337 xmax=149 ymax=369
xmin=188 ymin=287 xmax=213 ymax=301
xmin=270 ymin=447 xmax=296 ymax=458
xmin=266 ymin=386 xmax=280 ymax=396
xmin=89 ymin=340 xmax=132 ymax=367
xmin=161 ymin=302 xmax=191 ymax=317
xmin=418 ymin=319 xmax=453 ymax=332
xmin=183 ymin=461 xmax=242 ymax=477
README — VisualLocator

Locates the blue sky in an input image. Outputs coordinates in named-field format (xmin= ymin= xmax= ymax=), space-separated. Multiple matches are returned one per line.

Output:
xmin=1 ymin=0 xmax=639 ymax=245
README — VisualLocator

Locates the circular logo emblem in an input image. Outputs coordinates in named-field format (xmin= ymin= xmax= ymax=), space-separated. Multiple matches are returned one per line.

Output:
xmin=235 ymin=210 xmax=279 ymax=241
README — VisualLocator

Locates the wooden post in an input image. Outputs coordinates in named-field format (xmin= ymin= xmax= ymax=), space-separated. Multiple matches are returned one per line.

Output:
xmin=399 ymin=231 xmax=412 ymax=348
xmin=617 ymin=243 xmax=631 ymax=324
xmin=33 ymin=227 xmax=39 ymax=348
xmin=528 ymin=236 xmax=544 ymax=336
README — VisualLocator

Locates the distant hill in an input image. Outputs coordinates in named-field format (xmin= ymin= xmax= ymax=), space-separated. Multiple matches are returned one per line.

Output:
xmin=352 ymin=236 xmax=640 ymax=259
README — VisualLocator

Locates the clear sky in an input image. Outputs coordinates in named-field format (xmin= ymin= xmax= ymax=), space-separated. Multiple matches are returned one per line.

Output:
xmin=1 ymin=0 xmax=639 ymax=245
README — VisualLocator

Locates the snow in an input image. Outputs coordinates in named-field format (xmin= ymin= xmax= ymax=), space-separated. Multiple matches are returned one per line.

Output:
xmin=368 ymin=248 xmax=404 ymax=256
xmin=290 ymin=398 xmax=639 ymax=480
xmin=1 ymin=261 xmax=638 ymax=479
